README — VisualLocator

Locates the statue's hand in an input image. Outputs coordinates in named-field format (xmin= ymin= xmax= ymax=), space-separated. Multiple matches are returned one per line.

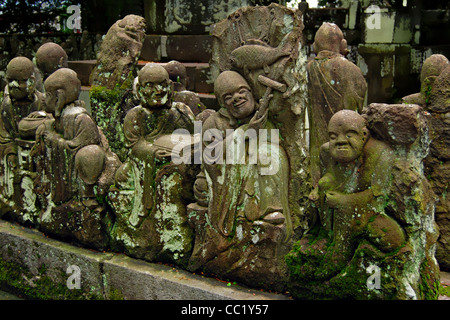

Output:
xmin=248 ymin=104 xmax=269 ymax=131
xmin=325 ymin=191 xmax=345 ymax=208
xmin=154 ymin=148 xmax=172 ymax=161
xmin=37 ymin=119 xmax=56 ymax=142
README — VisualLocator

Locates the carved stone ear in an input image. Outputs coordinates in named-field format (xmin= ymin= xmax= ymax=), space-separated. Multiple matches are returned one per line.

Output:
xmin=362 ymin=127 xmax=370 ymax=142
xmin=168 ymin=79 xmax=174 ymax=94
xmin=340 ymin=39 xmax=349 ymax=56
xmin=59 ymin=56 xmax=67 ymax=68
xmin=55 ymin=89 xmax=66 ymax=117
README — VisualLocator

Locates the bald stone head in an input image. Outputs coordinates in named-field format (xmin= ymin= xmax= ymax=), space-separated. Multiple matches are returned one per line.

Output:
xmin=137 ymin=63 xmax=173 ymax=108
xmin=313 ymin=22 xmax=348 ymax=56
xmin=36 ymin=42 xmax=68 ymax=79
xmin=6 ymin=56 xmax=36 ymax=101
xmin=214 ymin=71 xmax=255 ymax=120
xmin=328 ymin=110 xmax=369 ymax=163
xmin=164 ymin=60 xmax=187 ymax=91
xmin=44 ymin=68 xmax=81 ymax=117
xmin=420 ymin=54 xmax=449 ymax=90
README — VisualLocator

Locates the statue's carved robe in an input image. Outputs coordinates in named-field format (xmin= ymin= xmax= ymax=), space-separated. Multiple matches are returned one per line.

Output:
xmin=0 ymin=90 xmax=46 ymax=218
xmin=201 ymin=108 xmax=292 ymax=240
xmin=114 ymin=102 xmax=195 ymax=226
xmin=34 ymin=101 xmax=101 ymax=204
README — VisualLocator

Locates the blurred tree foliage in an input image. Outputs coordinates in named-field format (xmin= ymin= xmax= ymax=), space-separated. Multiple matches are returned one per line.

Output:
xmin=0 ymin=0 xmax=286 ymax=34
xmin=0 ymin=0 xmax=77 ymax=33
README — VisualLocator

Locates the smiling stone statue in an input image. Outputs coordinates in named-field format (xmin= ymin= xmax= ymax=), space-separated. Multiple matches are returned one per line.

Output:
xmin=187 ymin=70 xmax=292 ymax=291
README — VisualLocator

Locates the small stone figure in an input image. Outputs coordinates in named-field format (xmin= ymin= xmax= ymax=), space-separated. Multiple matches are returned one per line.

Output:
xmin=33 ymin=68 xmax=120 ymax=249
xmin=1 ymin=57 xmax=45 ymax=140
xmin=402 ymin=54 xmax=449 ymax=106
xmin=109 ymin=63 xmax=196 ymax=265
xmin=79 ymin=30 xmax=94 ymax=60
xmin=163 ymin=60 xmax=206 ymax=116
xmin=187 ymin=70 xmax=291 ymax=291
xmin=287 ymin=107 xmax=440 ymax=299
xmin=197 ymin=4 xmax=309 ymax=291
xmin=164 ymin=60 xmax=188 ymax=92
xmin=0 ymin=57 xmax=48 ymax=223
xmin=307 ymin=110 xmax=404 ymax=273
xmin=307 ymin=22 xmax=367 ymax=188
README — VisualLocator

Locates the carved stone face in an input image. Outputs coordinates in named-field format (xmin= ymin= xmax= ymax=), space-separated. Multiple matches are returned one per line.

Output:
xmin=328 ymin=110 xmax=368 ymax=163
xmin=215 ymin=71 xmax=255 ymax=120
xmin=138 ymin=64 xmax=173 ymax=108
xmin=43 ymin=68 xmax=81 ymax=117
xmin=6 ymin=57 xmax=35 ymax=101
xmin=117 ymin=14 xmax=146 ymax=43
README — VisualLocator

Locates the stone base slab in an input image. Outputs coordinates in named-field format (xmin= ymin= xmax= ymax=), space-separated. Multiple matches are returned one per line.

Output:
xmin=0 ymin=220 xmax=289 ymax=300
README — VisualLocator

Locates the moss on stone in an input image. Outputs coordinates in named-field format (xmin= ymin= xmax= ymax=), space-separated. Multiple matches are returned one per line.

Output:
xmin=108 ymin=288 xmax=125 ymax=300
xmin=0 ymin=257 xmax=103 ymax=300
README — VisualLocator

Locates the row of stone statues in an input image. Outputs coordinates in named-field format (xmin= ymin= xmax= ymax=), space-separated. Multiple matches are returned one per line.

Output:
xmin=0 ymin=4 xmax=444 ymax=299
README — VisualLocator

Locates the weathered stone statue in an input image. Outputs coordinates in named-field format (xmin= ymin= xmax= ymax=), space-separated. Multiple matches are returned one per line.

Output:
xmin=32 ymin=68 xmax=120 ymax=250
xmin=164 ymin=60 xmax=206 ymax=116
xmin=306 ymin=110 xmax=403 ymax=274
xmin=89 ymin=14 xmax=147 ymax=89
xmin=164 ymin=60 xmax=188 ymax=92
xmin=108 ymin=63 xmax=197 ymax=265
xmin=287 ymin=107 xmax=440 ymax=299
xmin=189 ymin=3 xmax=309 ymax=292
xmin=307 ymin=22 xmax=367 ymax=189
xmin=187 ymin=70 xmax=292 ymax=291
xmin=424 ymin=62 xmax=450 ymax=271
xmin=89 ymin=15 xmax=147 ymax=161
xmin=401 ymin=54 xmax=450 ymax=271
xmin=0 ymin=57 xmax=49 ymax=224
xmin=402 ymin=54 xmax=449 ymax=107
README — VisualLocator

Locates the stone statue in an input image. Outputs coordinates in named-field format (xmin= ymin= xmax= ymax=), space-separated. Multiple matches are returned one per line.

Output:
xmin=164 ymin=60 xmax=206 ymax=116
xmin=401 ymin=54 xmax=450 ymax=271
xmin=287 ymin=107 xmax=440 ymax=300
xmin=0 ymin=57 xmax=49 ymax=224
xmin=89 ymin=15 xmax=147 ymax=161
xmin=32 ymin=68 xmax=120 ymax=250
xmin=187 ymin=70 xmax=292 ymax=291
xmin=109 ymin=63 xmax=197 ymax=265
xmin=424 ymin=61 xmax=450 ymax=271
xmin=307 ymin=110 xmax=404 ymax=273
xmin=80 ymin=30 xmax=94 ymax=60
xmin=164 ymin=60 xmax=188 ymax=92
xmin=189 ymin=4 xmax=309 ymax=292
xmin=307 ymin=22 xmax=367 ymax=189
xmin=402 ymin=54 xmax=449 ymax=107
xmin=89 ymin=14 xmax=147 ymax=89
